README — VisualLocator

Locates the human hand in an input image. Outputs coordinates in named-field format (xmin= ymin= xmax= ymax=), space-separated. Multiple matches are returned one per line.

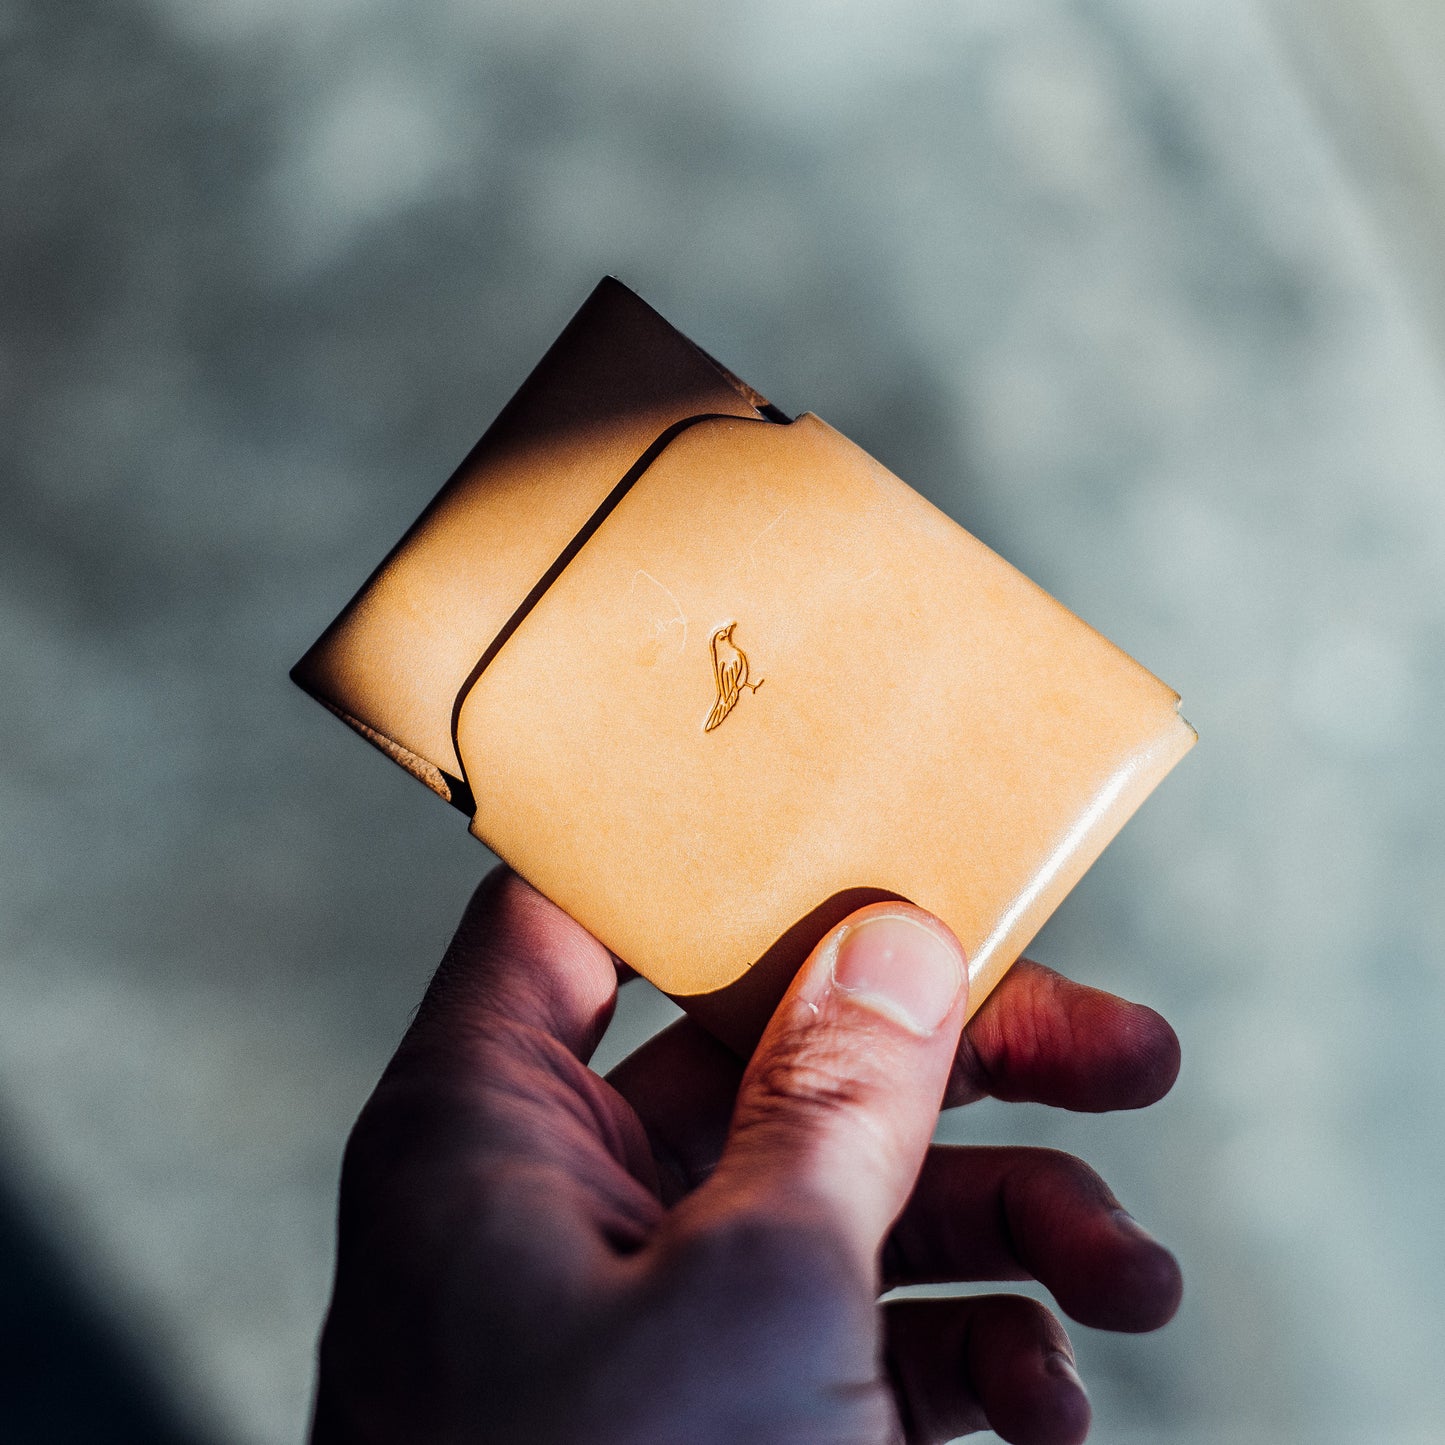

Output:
xmin=311 ymin=868 xmax=1181 ymax=1445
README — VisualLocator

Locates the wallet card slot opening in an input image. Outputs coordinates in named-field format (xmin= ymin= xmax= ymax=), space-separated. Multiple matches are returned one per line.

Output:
xmin=691 ymin=339 xmax=792 ymax=425
xmin=318 ymin=699 xmax=474 ymax=812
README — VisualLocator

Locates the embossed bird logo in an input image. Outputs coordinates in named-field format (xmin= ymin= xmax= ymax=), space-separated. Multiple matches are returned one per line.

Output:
xmin=704 ymin=622 xmax=763 ymax=733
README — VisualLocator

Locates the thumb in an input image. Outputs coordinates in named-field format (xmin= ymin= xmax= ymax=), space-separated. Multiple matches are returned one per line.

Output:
xmin=695 ymin=903 xmax=969 ymax=1266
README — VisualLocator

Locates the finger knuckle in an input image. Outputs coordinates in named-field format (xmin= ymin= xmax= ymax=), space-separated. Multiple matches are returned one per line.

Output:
xmin=744 ymin=1043 xmax=872 ymax=1124
xmin=732 ymin=1035 xmax=914 ymax=1188
xmin=993 ymin=1289 xmax=1066 ymax=1342
xmin=1021 ymin=1147 xmax=1115 ymax=1205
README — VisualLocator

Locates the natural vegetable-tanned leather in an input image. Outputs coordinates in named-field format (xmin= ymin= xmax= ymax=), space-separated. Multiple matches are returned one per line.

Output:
xmin=293 ymin=279 xmax=1195 ymax=1051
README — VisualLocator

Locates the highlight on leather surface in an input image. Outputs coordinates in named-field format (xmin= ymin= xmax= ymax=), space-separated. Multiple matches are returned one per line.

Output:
xmin=292 ymin=278 xmax=1195 ymax=1048
xmin=290 ymin=278 xmax=778 ymax=794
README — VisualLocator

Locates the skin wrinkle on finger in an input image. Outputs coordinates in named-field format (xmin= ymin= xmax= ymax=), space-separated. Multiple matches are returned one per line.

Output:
xmin=483 ymin=1027 xmax=656 ymax=1183
xmin=436 ymin=938 xmax=618 ymax=1061
xmin=718 ymin=1009 xmax=954 ymax=1251
xmin=424 ymin=870 xmax=623 ymax=1063
xmin=947 ymin=959 xmax=1181 ymax=1112
xmin=483 ymin=1054 xmax=662 ymax=1211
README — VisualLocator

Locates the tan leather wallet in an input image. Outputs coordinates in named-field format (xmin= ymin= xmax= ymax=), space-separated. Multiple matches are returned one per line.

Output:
xmin=293 ymin=279 xmax=1195 ymax=1050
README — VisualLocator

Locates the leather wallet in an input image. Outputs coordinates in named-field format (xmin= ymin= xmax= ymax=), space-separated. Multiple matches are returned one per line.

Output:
xmin=293 ymin=279 xmax=1195 ymax=1051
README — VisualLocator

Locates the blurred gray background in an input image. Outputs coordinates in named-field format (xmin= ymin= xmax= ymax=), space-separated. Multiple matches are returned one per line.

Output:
xmin=3 ymin=0 xmax=1444 ymax=1440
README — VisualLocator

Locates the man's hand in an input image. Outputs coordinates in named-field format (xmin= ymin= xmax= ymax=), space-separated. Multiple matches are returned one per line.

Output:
xmin=312 ymin=869 xmax=1181 ymax=1444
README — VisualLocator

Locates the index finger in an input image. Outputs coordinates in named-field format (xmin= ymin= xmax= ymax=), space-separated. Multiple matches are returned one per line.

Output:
xmin=406 ymin=866 xmax=622 ymax=1067
xmin=353 ymin=867 xmax=658 ymax=1223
